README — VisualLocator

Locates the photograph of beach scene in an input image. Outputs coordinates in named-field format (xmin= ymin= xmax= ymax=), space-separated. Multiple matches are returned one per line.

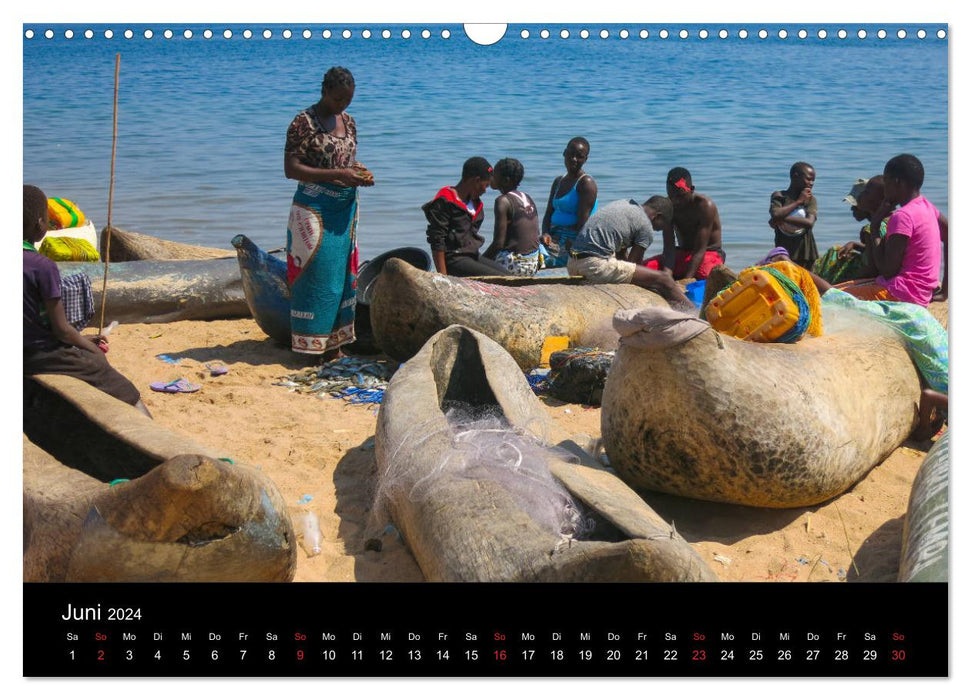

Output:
xmin=23 ymin=23 xmax=948 ymax=589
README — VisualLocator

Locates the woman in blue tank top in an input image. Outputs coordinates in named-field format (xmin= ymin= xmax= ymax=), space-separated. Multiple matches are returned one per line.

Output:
xmin=541 ymin=137 xmax=598 ymax=267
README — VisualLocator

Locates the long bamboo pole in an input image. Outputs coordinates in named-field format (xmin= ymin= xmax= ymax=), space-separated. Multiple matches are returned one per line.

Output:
xmin=98 ymin=53 xmax=120 ymax=335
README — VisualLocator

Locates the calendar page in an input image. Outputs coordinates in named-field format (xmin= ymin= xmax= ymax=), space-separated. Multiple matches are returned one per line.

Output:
xmin=21 ymin=16 xmax=949 ymax=680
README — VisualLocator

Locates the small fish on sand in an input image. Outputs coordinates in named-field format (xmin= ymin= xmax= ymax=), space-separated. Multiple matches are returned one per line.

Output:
xmin=274 ymin=356 xmax=397 ymax=402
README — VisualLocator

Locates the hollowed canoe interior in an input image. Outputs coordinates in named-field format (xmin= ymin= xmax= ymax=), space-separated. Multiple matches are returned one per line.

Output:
xmin=23 ymin=377 xmax=160 ymax=482
xmin=432 ymin=328 xmax=502 ymax=416
xmin=428 ymin=328 xmax=628 ymax=544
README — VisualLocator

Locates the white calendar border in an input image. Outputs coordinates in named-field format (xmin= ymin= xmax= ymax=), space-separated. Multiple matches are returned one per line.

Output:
xmin=6 ymin=0 xmax=964 ymax=697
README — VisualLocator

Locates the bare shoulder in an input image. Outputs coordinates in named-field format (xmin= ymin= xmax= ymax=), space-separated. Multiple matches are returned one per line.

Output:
xmin=696 ymin=193 xmax=720 ymax=214
xmin=494 ymin=194 xmax=513 ymax=212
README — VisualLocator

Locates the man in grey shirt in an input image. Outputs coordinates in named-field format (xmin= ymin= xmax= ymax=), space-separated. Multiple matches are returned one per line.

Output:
xmin=567 ymin=196 xmax=690 ymax=306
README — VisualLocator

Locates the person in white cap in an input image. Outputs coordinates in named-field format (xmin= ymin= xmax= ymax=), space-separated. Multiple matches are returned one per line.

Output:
xmin=812 ymin=176 xmax=888 ymax=284
xmin=843 ymin=178 xmax=871 ymax=222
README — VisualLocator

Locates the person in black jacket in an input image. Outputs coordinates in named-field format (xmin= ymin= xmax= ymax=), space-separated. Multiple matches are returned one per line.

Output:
xmin=423 ymin=157 xmax=506 ymax=277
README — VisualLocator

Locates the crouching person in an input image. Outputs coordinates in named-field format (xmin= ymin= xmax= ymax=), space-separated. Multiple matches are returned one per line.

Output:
xmin=567 ymin=195 xmax=691 ymax=308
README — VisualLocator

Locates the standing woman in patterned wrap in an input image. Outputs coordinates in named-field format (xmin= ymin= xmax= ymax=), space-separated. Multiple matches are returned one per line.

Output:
xmin=284 ymin=66 xmax=374 ymax=358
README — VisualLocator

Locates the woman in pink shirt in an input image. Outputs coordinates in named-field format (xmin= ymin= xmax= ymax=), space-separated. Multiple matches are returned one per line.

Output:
xmin=838 ymin=154 xmax=947 ymax=307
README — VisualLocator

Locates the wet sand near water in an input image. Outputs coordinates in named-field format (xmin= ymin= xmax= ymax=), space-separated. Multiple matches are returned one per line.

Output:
xmin=97 ymin=317 xmax=934 ymax=583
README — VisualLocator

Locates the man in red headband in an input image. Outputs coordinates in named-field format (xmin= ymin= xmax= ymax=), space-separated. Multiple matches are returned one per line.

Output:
xmin=643 ymin=167 xmax=725 ymax=280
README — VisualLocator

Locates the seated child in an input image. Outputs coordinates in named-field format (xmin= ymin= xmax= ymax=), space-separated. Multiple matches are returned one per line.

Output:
xmin=23 ymin=185 xmax=150 ymax=417
xmin=838 ymin=154 xmax=947 ymax=307
xmin=483 ymin=158 xmax=541 ymax=277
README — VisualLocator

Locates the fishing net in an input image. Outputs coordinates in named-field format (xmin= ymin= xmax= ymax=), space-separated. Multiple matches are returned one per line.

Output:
xmin=373 ymin=403 xmax=593 ymax=541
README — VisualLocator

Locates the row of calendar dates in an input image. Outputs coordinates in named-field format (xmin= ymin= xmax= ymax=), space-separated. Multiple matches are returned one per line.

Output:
xmin=61 ymin=631 xmax=912 ymax=667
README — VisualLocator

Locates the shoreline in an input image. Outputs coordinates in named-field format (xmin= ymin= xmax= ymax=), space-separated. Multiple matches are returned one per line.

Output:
xmin=93 ymin=316 xmax=933 ymax=583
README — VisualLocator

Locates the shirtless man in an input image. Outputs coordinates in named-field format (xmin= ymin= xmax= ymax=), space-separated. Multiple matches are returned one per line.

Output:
xmin=644 ymin=167 xmax=725 ymax=280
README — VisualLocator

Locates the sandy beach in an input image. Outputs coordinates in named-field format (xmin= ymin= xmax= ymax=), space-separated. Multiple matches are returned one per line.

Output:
xmin=86 ymin=315 xmax=938 ymax=585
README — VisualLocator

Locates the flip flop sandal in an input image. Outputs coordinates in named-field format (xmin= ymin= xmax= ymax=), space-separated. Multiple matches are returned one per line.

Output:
xmin=150 ymin=378 xmax=201 ymax=394
xmin=205 ymin=362 xmax=229 ymax=377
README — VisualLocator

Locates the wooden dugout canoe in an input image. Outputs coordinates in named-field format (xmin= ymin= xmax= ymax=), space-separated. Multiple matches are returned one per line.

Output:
xmin=57 ymin=257 xmax=249 ymax=323
xmin=101 ymin=225 xmax=234 ymax=262
xmin=231 ymin=234 xmax=292 ymax=346
xmin=600 ymin=307 xmax=925 ymax=508
xmin=369 ymin=325 xmax=717 ymax=582
xmin=23 ymin=374 xmax=296 ymax=582
xmin=231 ymin=234 xmax=432 ymax=350
xmin=370 ymin=259 xmax=668 ymax=370
xmin=899 ymin=430 xmax=949 ymax=582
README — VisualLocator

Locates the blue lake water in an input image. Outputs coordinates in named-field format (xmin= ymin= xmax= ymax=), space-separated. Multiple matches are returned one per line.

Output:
xmin=23 ymin=24 xmax=948 ymax=266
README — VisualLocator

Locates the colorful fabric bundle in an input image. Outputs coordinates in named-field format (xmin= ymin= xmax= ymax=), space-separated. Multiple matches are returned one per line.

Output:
xmin=47 ymin=198 xmax=86 ymax=230
xmin=811 ymin=246 xmax=865 ymax=285
xmin=812 ymin=220 xmax=888 ymax=284
xmin=39 ymin=236 xmax=100 ymax=262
